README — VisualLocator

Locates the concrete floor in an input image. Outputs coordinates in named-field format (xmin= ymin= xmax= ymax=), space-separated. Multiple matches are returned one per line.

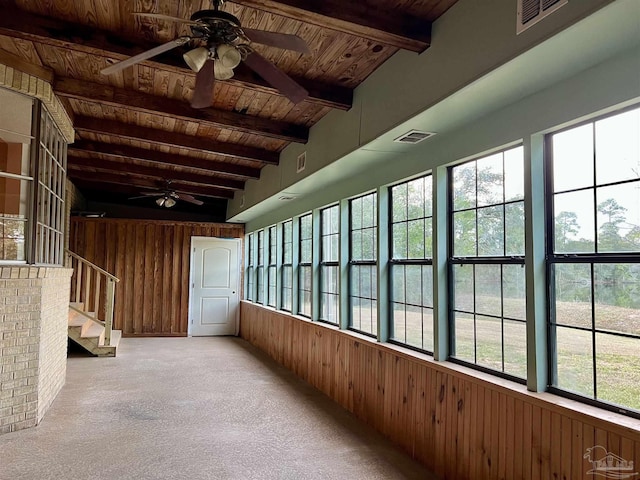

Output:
xmin=1 ymin=337 xmax=439 ymax=480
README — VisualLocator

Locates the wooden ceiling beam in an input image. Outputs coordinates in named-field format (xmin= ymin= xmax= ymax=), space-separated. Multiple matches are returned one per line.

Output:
xmin=73 ymin=116 xmax=279 ymax=164
xmin=0 ymin=5 xmax=352 ymax=110
xmin=55 ymin=77 xmax=308 ymax=143
xmin=67 ymin=169 xmax=235 ymax=199
xmin=0 ymin=47 xmax=54 ymax=83
xmin=69 ymin=141 xmax=261 ymax=180
xmin=67 ymin=155 xmax=245 ymax=191
xmin=233 ymin=0 xmax=431 ymax=52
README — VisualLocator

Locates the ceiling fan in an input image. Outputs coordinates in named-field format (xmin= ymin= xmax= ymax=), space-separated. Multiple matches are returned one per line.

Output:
xmin=101 ymin=0 xmax=310 ymax=108
xmin=129 ymin=181 xmax=204 ymax=208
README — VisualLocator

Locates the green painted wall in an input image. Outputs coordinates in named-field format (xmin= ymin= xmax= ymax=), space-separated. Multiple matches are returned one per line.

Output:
xmin=228 ymin=0 xmax=638 ymax=230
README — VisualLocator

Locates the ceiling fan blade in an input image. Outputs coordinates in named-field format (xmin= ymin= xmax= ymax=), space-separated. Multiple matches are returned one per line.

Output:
xmin=191 ymin=59 xmax=215 ymax=108
xmin=243 ymin=28 xmax=310 ymax=54
xmin=128 ymin=192 xmax=163 ymax=200
xmin=243 ymin=52 xmax=308 ymax=104
xmin=133 ymin=12 xmax=201 ymax=26
xmin=177 ymin=193 xmax=204 ymax=206
xmin=101 ymin=37 xmax=190 ymax=75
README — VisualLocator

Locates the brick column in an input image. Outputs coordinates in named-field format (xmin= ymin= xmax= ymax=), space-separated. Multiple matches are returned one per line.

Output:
xmin=0 ymin=266 xmax=72 ymax=434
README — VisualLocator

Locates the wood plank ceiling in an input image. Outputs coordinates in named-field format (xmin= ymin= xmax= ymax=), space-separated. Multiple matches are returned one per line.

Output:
xmin=0 ymin=0 xmax=458 ymax=216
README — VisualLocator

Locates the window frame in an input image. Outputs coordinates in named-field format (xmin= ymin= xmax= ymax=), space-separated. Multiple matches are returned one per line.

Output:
xmin=33 ymin=104 xmax=67 ymax=266
xmin=319 ymin=204 xmax=340 ymax=325
xmin=0 ymin=162 xmax=32 ymax=265
xmin=447 ymin=146 xmax=527 ymax=383
xmin=246 ymin=233 xmax=255 ymax=302
xmin=0 ymin=101 xmax=67 ymax=266
xmin=348 ymin=192 xmax=378 ymax=337
xmin=388 ymin=174 xmax=434 ymax=354
xmin=545 ymin=105 xmax=640 ymax=419
xmin=281 ymin=220 xmax=293 ymax=312
xmin=297 ymin=213 xmax=312 ymax=318
xmin=267 ymin=225 xmax=277 ymax=307
xmin=256 ymin=230 xmax=265 ymax=304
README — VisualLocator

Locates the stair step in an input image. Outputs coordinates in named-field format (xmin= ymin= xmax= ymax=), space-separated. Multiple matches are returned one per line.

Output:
xmin=68 ymin=309 xmax=86 ymax=327
xmin=68 ymin=304 xmax=120 ymax=357
xmin=81 ymin=321 xmax=104 ymax=339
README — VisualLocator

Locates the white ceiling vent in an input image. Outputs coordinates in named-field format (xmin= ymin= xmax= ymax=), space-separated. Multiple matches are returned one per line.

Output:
xmin=296 ymin=151 xmax=306 ymax=173
xmin=278 ymin=193 xmax=299 ymax=201
xmin=517 ymin=0 xmax=568 ymax=34
xmin=393 ymin=130 xmax=436 ymax=144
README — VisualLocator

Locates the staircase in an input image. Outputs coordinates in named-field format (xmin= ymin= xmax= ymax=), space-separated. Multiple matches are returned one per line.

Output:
xmin=66 ymin=250 xmax=121 ymax=357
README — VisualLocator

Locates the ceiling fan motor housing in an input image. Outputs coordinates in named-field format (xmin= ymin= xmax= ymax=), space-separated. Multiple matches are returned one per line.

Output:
xmin=189 ymin=9 xmax=242 ymax=42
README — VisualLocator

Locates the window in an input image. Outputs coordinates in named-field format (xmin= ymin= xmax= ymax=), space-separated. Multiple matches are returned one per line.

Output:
xmin=34 ymin=107 xmax=66 ymax=265
xmin=246 ymin=233 xmax=255 ymax=301
xmin=349 ymin=192 xmax=377 ymax=336
xmin=298 ymin=214 xmax=312 ymax=317
xmin=0 ymin=102 xmax=66 ymax=265
xmin=256 ymin=230 xmax=265 ymax=304
xmin=390 ymin=175 xmax=434 ymax=352
xmin=449 ymin=146 xmax=527 ymax=379
xmin=239 ymin=104 xmax=640 ymax=420
xmin=320 ymin=205 xmax=339 ymax=324
xmin=0 ymin=140 xmax=30 ymax=262
xmin=267 ymin=226 xmax=277 ymax=307
xmin=547 ymin=106 xmax=640 ymax=414
xmin=281 ymin=220 xmax=293 ymax=312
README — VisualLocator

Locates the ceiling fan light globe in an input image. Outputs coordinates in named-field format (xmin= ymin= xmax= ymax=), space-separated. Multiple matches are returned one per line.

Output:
xmin=183 ymin=47 xmax=210 ymax=72
xmin=164 ymin=197 xmax=177 ymax=208
xmin=213 ymin=61 xmax=235 ymax=80
xmin=156 ymin=197 xmax=166 ymax=207
xmin=217 ymin=44 xmax=242 ymax=69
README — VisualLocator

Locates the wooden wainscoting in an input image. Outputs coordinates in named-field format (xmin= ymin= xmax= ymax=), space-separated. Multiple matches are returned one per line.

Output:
xmin=240 ymin=301 xmax=640 ymax=480
xmin=69 ymin=218 xmax=244 ymax=336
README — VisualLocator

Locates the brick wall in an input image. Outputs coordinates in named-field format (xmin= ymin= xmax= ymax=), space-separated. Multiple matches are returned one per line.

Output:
xmin=0 ymin=266 xmax=72 ymax=434
xmin=37 ymin=269 xmax=72 ymax=421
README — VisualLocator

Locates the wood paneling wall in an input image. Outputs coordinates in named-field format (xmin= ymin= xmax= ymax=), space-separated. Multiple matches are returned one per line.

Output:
xmin=69 ymin=218 xmax=244 ymax=336
xmin=240 ymin=301 xmax=640 ymax=480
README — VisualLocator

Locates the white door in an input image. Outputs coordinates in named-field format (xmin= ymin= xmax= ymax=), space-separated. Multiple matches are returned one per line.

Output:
xmin=189 ymin=237 xmax=240 ymax=336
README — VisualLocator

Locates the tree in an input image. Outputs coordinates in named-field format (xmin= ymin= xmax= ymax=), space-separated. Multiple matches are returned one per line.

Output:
xmin=452 ymin=164 xmax=503 ymax=256
xmin=597 ymin=198 xmax=627 ymax=251
xmin=555 ymin=211 xmax=579 ymax=244
xmin=598 ymin=198 xmax=626 ymax=225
